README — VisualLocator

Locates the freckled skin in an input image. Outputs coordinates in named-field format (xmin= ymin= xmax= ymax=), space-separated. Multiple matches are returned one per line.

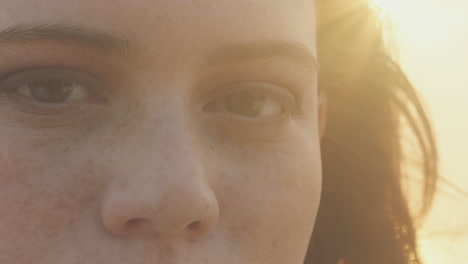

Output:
xmin=0 ymin=1 xmax=324 ymax=263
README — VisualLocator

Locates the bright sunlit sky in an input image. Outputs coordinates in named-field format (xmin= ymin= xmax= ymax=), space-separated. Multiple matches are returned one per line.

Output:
xmin=374 ymin=0 xmax=468 ymax=263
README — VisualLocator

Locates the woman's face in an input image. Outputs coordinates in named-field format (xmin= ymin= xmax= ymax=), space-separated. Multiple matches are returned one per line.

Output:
xmin=0 ymin=1 xmax=324 ymax=263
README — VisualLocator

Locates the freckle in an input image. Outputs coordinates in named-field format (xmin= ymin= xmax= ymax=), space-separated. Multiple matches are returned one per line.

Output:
xmin=271 ymin=239 xmax=278 ymax=249
xmin=207 ymin=143 xmax=215 ymax=152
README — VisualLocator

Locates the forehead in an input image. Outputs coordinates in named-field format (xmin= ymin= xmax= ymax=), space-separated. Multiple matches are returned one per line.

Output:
xmin=0 ymin=0 xmax=316 ymax=66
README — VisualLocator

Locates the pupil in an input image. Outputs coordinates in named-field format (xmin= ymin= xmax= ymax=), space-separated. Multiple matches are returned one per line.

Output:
xmin=29 ymin=79 xmax=73 ymax=103
xmin=226 ymin=91 xmax=266 ymax=116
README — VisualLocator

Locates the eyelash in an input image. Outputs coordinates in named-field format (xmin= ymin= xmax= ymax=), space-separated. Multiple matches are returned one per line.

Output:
xmin=0 ymin=67 xmax=298 ymax=124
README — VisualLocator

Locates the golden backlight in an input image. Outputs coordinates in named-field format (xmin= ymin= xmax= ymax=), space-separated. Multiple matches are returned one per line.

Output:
xmin=382 ymin=0 xmax=468 ymax=263
xmin=371 ymin=0 xmax=416 ymax=17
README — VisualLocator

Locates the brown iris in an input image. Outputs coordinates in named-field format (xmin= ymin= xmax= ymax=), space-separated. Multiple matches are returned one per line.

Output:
xmin=27 ymin=78 xmax=74 ymax=103
xmin=224 ymin=90 xmax=267 ymax=117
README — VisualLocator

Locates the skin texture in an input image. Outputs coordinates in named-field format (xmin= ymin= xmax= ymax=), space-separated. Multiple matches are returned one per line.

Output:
xmin=0 ymin=1 xmax=324 ymax=263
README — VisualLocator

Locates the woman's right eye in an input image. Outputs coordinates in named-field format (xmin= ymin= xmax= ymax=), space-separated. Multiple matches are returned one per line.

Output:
xmin=0 ymin=68 xmax=104 ymax=112
xmin=16 ymin=77 xmax=90 ymax=104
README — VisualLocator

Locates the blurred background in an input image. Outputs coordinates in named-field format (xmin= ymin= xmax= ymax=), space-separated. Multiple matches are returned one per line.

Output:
xmin=374 ymin=0 xmax=468 ymax=263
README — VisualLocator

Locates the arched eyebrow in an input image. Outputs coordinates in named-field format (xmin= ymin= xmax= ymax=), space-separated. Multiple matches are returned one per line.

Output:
xmin=204 ymin=40 xmax=320 ymax=73
xmin=0 ymin=24 xmax=138 ymax=58
xmin=0 ymin=24 xmax=319 ymax=73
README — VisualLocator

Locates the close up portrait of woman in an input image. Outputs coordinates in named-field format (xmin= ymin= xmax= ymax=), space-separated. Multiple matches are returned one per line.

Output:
xmin=0 ymin=0 xmax=438 ymax=264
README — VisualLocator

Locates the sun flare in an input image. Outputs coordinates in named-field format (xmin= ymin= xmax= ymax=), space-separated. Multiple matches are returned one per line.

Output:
xmin=371 ymin=0 xmax=416 ymax=18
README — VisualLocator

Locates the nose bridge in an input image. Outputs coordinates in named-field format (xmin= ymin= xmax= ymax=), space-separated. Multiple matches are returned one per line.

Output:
xmin=123 ymin=96 xmax=200 ymax=180
xmin=127 ymin=93 xmax=203 ymax=182
xmin=101 ymin=106 xmax=219 ymax=238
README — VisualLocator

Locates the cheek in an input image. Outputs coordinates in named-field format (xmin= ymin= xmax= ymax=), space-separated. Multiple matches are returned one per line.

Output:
xmin=0 ymin=136 xmax=101 ymax=258
xmin=214 ymin=140 xmax=321 ymax=262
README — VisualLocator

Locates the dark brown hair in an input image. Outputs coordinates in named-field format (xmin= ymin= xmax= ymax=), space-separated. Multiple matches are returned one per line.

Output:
xmin=305 ymin=1 xmax=438 ymax=263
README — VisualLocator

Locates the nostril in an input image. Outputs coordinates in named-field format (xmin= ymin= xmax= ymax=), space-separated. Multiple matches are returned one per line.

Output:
xmin=125 ymin=218 xmax=149 ymax=229
xmin=187 ymin=221 xmax=202 ymax=230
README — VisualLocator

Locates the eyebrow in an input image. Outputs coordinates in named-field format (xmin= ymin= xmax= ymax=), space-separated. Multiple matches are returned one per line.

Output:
xmin=204 ymin=40 xmax=320 ymax=73
xmin=0 ymin=24 xmax=319 ymax=72
xmin=0 ymin=24 xmax=137 ymax=58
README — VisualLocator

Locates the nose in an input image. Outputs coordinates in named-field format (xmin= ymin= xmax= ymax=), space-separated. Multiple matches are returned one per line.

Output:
xmin=100 ymin=123 xmax=219 ymax=240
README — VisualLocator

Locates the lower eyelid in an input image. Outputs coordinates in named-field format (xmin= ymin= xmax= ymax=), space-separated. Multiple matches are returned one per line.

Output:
xmin=7 ymin=98 xmax=88 ymax=116
xmin=203 ymin=113 xmax=293 ymax=143
xmin=205 ymin=83 xmax=295 ymax=105
xmin=204 ymin=107 xmax=292 ymax=124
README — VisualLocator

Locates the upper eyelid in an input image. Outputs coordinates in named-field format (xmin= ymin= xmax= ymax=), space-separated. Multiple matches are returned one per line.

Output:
xmin=205 ymin=82 xmax=296 ymax=105
xmin=0 ymin=68 xmax=107 ymax=95
xmin=1 ymin=67 xmax=83 ymax=81
xmin=194 ymin=63 xmax=310 ymax=111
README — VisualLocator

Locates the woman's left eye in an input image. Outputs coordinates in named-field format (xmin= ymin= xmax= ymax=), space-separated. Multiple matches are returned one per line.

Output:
xmin=203 ymin=82 xmax=294 ymax=119
xmin=16 ymin=77 xmax=89 ymax=104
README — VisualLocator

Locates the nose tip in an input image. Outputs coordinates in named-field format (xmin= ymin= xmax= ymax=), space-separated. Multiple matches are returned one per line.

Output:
xmin=100 ymin=179 xmax=219 ymax=239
